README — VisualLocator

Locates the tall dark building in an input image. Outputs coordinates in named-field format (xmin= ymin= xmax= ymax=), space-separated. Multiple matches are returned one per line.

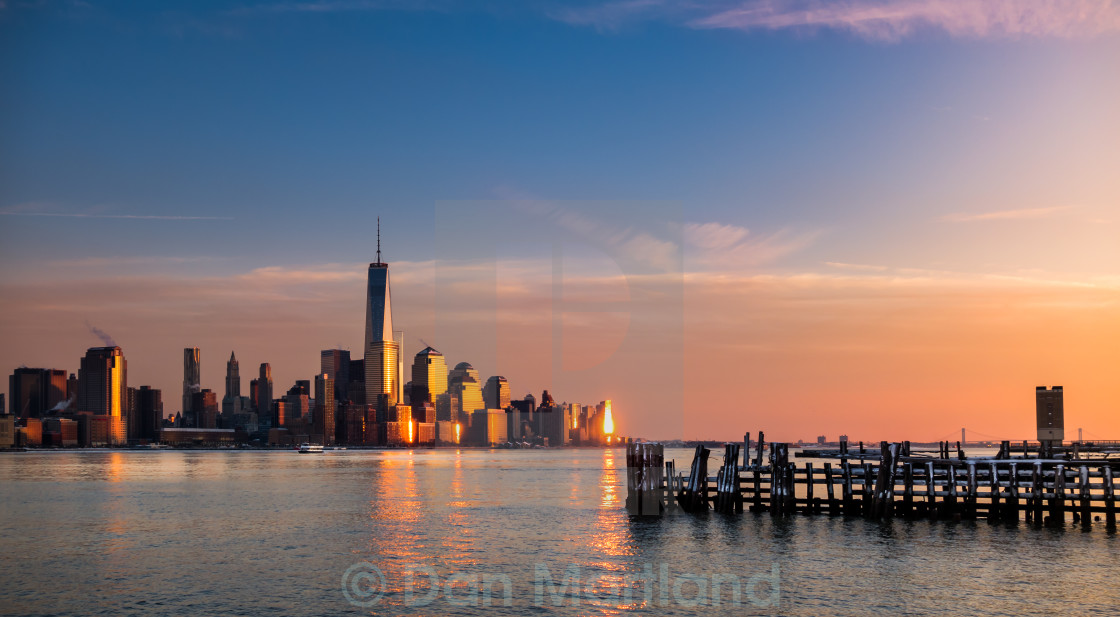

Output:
xmin=223 ymin=351 xmax=242 ymax=415
xmin=364 ymin=219 xmax=399 ymax=411
xmin=8 ymin=368 xmax=68 ymax=418
xmin=192 ymin=389 xmax=219 ymax=428
xmin=134 ymin=386 xmax=163 ymax=442
xmin=77 ymin=346 xmax=127 ymax=444
xmin=1036 ymin=386 xmax=1065 ymax=442
xmin=483 ymin=375 xmax=510 ymax=410
xmin=183 ymin=347 xmax=200 ymax=415
xmin=258 ymin=363 xmax=273 ymax=419
xmin=320 ymin=349 xmax=351 ymax=403
xmin=314 ymin=373 xmax=336 ymax=445
xmin=347 ymin=358 xmax=365 ymax=404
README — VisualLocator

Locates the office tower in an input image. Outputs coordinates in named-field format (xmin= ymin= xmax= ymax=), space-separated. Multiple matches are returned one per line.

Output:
xmin=364 ymin=222 xmax=399 ymax=414
xmin=448 ymin=362 xmax=484 ymax=422
xmin=67 ymin=373 xmax=78 ymax=406
xmin=410 ymin=347 xmax=448 ymax=406
xmin=285 ymin=383 xmax=309 ymax=420
xmin=222 ymin=351 xmax=242 ymax=415
xmin=320 ymin=349 xmax=351 ymax=402
xmin=1036 ymin=386 xmax=1065 ymax=442
xmin=396 ymin=334 xmax=406 ymax=408
xmin=192 ymin=389 xmax=219 ymax=428
xmin=314 ymin=373 xmax=336 ymax=445
xmin=183 ymin=347 xmax=200 ymax=415
xmin=348 ymin=358 xmax=365 ymax=404
xmin=77 ymin=347 xmax=127 ymax=444
xmin=258 ymin=363 xmax=273 ymax=421
xmin=249 ymin=378 xmax=259 ymax=410
xmin=483 ymin=376 xmax=510 ymax=410
xmin=8 ymin=368 xmax=68 ymax=418
xmin=135 ymin=386 xmax=163 ymax=442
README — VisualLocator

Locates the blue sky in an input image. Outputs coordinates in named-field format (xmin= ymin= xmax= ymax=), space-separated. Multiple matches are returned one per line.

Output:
xmin=2 ymin=1 xmax=1118 ymax=439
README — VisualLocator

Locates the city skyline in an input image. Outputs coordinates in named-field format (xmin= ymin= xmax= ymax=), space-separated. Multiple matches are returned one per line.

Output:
xmin=1 ymin=2 xmax=1118 ymax=440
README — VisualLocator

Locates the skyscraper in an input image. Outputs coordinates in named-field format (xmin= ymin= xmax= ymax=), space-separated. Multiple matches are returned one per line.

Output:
xmin=320 ymin=349 xmax=351 ymax=402
xmin=223 ymin=351 xmax=241 ymax=415
xmin=364 ymin=220 xmax=399 ymax=413
xmin=314 ymin=373 xmax=336 ymax=445
xmin=78 ymin=346 xmax=127 ymax=444
xmin=8 ymin=368 xmax=68 ymax=418
xmin=183 ymin=347 xmax=200 ymax=415
xmin=483 ymin=375 xmax=511 ymax=410
xmin=410 ymin=346 xmax=448 ymax=405
xmin=258 ymin=363 xmax=273 ymax=422
xmin=134 ymin=386 xmax=163 ymax=442
xmin=448 ymin=362 xmax=484 ymax=422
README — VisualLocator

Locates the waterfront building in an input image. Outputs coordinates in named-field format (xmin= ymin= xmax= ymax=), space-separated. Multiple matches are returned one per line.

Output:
xmin=77 ymin=346 xmax=127 ymax=444
xmin=314 ymin=373 xmax=336 ymax=445
xmin=448 ymin=362 xmax=484 ymax=424
xmin=183 ymin=347 xmax=200 ymax=416
xmin=409 ymin=347 xmax=448 ymax=406
xmin=8 ymin=368 xmax=68 ymax=418
xmin=191 ymin=389 xmax=219 ymax=429
xmin=364 ymin=221 xmax=399 ymax=414
xmin=258 ymin=363 xmax=273 ymax=422
xmin=134 ymin=386 xmax=163 ymax=442
xmin=320 ymin=349 xmax=351 ymax=403
xmin=1036 ymin=386 xmax=1065 ymax=442
xmin=483 ymin=375 xmax=511 ymax=410
xmin=222 ymin=352 xmax=242 ymax=416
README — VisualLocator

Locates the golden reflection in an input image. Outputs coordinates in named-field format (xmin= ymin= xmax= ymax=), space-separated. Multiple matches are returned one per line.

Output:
xmin=106 ymin=452 xmax=124 ymax=483
xmin=584 ymin=447 xmax=636 ymax=615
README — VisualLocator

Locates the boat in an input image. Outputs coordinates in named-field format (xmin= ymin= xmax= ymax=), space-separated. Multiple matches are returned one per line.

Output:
xmin=298 ymin=443 xmax=324 ymax=454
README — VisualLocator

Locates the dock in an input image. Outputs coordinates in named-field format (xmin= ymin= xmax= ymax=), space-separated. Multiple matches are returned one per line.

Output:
xmin=625 ymin=433 xmax=1120 ymax=529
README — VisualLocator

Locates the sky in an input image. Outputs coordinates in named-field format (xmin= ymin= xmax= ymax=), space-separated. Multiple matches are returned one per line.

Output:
xmin=1 ymin=0 xmax=1118 ymax=441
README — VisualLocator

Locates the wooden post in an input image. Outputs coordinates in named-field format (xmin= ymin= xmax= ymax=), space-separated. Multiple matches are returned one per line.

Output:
xmin=1079 ymin=465 xmax=1091 ymax=530
xmin=966 ymin=462 xmax=978 ymax=520
xmin=1007 ymin=462 xmax=1019 ymax=523
xmin=994 ymin=463 xmax=1003 ymax=521
xmin=1104 ymin=465 xmax=1116 ymax=530
xmin=861 ymin=462 xmax=874 ymax=517
xmin=842 ymin=461 xmax=854 ymax=516
xmin=805 ymin=463 xmax=815 ymax=515
xmin=946 ymin=462 xmax=959 ymax=519
xmin=871 ymin=441 xmax=899 ymax=519
xmin=1049 ymin=464 xmax=1065 ymax=528
xmin=903 ymin=463 xmax=914 ymax=518
xmin=824 ymin=463 xmax=837 ymax=515
xmin=743 ymin=432 xmax=751 ymax=469
xmin=1031 ymin=463 xmax=1043 ymax=526
xmin=926 ymin=460 xmax=937 ymax=519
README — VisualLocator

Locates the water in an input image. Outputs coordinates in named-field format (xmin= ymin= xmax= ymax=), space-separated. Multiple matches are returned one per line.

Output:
xmin=1 ymin=448 xmax=1117 ymax=616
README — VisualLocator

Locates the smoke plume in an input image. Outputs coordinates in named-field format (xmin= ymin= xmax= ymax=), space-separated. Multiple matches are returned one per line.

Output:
xmin=85 ymin=321 xmax=117 ymax=347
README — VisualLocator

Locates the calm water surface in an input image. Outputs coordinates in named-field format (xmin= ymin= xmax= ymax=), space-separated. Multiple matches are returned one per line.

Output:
xmin=1 ymin=448 xmax=1117 ymax=616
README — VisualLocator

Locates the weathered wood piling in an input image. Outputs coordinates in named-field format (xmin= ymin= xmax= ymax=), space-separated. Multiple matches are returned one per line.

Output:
xmin=625 ymin=435 xmax=1120 ymax=529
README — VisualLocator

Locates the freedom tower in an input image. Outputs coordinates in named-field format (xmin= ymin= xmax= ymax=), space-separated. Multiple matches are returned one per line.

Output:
xmin=364 ymin=219 xmax=399 ymax=415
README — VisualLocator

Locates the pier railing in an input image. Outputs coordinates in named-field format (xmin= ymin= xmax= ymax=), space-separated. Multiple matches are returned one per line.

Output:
xmin=625 ymin=439 xmax=1119 ymax=529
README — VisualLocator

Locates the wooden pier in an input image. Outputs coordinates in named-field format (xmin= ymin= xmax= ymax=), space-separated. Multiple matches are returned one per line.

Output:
xmin=625 ymin=434 xmax=1120 ymax=529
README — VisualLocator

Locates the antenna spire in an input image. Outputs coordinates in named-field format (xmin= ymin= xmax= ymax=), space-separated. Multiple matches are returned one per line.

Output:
xmin=377 ymin=216 xmax=381 ymax=263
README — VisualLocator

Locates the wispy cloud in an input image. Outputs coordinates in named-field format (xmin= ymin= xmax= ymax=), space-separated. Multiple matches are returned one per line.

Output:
xmin=554 ymin=0 xmax=1120 ymax=41
xmin=824 ymin=261 xmax=889 ymax=272
xmin=942 ymin=205 xmax=1072 ymax=223
xmin=1 ymin=211 xmax=234 ymax=220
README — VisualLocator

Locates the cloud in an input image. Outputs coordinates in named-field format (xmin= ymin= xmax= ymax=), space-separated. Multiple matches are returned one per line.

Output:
xmin=1 ymin=212 xmax=234 ymax=221
xmin=686 ymin=224 xmax=820 ymax=268
xmin=683 ymin=222 xmax=750 ymax=251
xmin=942 ymin=205 xmax=1072 ymax=223
xmin=554 ymin=0 xmax=1120 ymax=41
xmin=824 ymin=261 xmax=889 ymax=272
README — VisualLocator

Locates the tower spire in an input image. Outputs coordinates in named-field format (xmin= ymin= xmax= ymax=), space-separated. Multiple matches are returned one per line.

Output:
xmin=377 ymin=216 xmax=381 ymax=264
